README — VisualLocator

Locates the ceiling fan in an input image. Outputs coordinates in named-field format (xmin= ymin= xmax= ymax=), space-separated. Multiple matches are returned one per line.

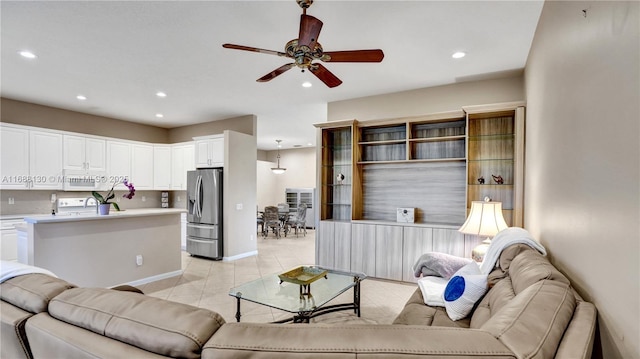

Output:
xmin=222 ymin=0 xmax=384 ymax=88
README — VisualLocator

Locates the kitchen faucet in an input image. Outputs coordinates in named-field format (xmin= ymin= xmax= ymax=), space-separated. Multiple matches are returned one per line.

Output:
xmin=84 ymin=197 xmax=98 ymax=214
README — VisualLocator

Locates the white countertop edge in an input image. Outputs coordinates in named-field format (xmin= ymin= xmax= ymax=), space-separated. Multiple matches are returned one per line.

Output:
xmin=24 ymin=208 xmax=187 ymax=224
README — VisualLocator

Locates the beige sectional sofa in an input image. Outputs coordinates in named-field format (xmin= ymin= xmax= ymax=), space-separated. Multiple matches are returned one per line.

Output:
xmin=1 ymin=245 xmax=596 ymax=359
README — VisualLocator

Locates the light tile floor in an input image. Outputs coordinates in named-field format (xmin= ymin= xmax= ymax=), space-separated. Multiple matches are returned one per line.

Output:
xmin=137 ymin=230 xmax=418 ymax=324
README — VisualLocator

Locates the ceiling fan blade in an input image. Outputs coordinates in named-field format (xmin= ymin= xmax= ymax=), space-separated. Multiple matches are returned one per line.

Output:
xmin=298 ymin=14 xmax=323 ymax=48
xmin=309 ymin=63 xmax=342 ymax=88
xmin=222 ymin=43 xmax=287 ymax=57
xmin=257 ymin=63 xmax=296 ymax=82
xmin=323 ymin=50 xmax=385 ymax=62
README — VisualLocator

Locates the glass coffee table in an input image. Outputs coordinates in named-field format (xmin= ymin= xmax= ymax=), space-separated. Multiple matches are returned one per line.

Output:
xmin=229 ymin=266 xmax=366 ymax=323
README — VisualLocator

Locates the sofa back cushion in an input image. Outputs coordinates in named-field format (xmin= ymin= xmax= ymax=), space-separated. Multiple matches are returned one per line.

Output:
xmin=508 ymin=249 xmax=570 ymax=295
xmin=48 ymin=288 xmax=225 ymax=359
xmin=470 ymin=247 xmax=577 ymax=358
xmin=0 ymin=274 xmax=75 ymax=313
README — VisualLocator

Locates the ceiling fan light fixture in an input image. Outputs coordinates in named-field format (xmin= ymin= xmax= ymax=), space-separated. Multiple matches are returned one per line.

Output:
xmin=302 ymin=81 xmax=312 ymax=88
xmin=271 ymin=140 xmax=287 ymax=174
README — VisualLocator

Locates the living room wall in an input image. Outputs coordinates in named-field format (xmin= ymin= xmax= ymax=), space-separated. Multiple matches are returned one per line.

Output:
xmin=524 ymin=1 xmax=639 ymax=358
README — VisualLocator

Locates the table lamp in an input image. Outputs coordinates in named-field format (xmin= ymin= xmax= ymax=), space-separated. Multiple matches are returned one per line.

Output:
xmin=459 ymin=197 xmax=508 ymax=262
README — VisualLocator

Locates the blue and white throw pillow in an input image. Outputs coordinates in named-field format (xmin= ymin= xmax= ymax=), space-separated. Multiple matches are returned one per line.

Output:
xmin=443 ymin=261 xmax=488 ymax=321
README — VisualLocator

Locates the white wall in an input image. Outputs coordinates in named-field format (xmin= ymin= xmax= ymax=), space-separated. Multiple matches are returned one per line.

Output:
xmin=256 ymin=147 xmax=316 ymax=211
xmin=524 ymin=2 xmax=639 ymax=358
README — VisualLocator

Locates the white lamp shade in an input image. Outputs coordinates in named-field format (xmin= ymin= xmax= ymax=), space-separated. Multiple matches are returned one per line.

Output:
xmin=271 ymin=167 xmax=286 ymax=175
xmin=459 ymin=201 xmax=508 ymax=237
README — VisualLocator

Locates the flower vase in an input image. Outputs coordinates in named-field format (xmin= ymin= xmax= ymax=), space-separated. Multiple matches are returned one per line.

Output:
xmin=98 ymin=204 xmax=111 ymax=215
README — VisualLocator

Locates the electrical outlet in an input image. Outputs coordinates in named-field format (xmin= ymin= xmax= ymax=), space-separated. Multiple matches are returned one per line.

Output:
xmin=8 ymin=197 xmax=15 ymax=205
xmin=177 ymin=196 xmax=181 ymax=202
xmin=141 ymin=196 xmax=146 ymax=202
xmin=50 ymin=193 xmax=57 ymax=203
xmin=136 ymin=255 xmax=143 ymax=266
xmin=236 ymin=203 xmax=243 ymax=210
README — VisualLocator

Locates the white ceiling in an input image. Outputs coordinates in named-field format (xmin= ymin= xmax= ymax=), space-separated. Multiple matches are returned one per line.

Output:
xmin=1 ymin=1 xmax=543 ymax=150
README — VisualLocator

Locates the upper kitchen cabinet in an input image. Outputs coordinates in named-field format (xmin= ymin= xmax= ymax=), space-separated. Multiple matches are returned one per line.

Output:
xmin=153 ymin=145 xmax=172 ymax=190
xmin=194 ymin=135 xmax=224 ymax=168
xmin=131 ymin=143 xmax=154 ymax=190
xmin=171 ymin=142 xmax=195 ymax=190
xmin=106 ymin=140 xmax=131 ymax=184
xmin=63 ymin=134 xmax=106 ymax=172
xmin=29 ymin=130 xmax=63 ymax=190
xmin=0 ymin=124 xmax=30 ymax=190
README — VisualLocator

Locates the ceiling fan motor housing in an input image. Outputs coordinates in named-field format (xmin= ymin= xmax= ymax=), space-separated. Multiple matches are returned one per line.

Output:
xmin=296 ymin=0 xmax=313 ymax=9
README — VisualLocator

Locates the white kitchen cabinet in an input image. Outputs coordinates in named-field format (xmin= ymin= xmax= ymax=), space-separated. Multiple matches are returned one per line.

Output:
xmin=171 ymin=142 xmax=195 ymax=190
xmin=131 ymin=143 xmax=154 ymax=190
xmin=0 ymin=219 xmax=23 ymax=261
xmin=194 ymin=135 xmax=224 ymax=168
xmin=29 ymin=130 xmax=63 ymax=190
xmin=106 ymin=140 xmax=131 ymax=184
xmin=0 ymin=124 xmax=30 ymax=190
xmin=63 ymin=134 xmax=106 ymax=172
xmin=153 ymin=145 xmax=171 ymax=190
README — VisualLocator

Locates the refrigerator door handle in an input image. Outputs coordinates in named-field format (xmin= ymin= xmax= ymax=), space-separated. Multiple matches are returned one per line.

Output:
xmin=195 ymin=175 xmax=202 ymax=218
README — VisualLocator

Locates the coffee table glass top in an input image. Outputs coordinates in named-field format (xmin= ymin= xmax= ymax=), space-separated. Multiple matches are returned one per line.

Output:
xmin=229 ymin=266 xmax=366 ymax=314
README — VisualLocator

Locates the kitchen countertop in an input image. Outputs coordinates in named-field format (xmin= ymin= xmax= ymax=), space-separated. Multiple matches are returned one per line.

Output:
xmin=23 ymin=208 xmax=186 ymax=224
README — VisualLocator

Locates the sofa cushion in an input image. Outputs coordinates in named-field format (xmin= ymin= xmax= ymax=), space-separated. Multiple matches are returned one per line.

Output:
xmin=509 ymin=249 xmax=570 ymax=295
xmin=470 ymin=276 xmax=516 ymax=329
xmin=203 ymin=323 xmax=514 ymax=358
xmin=393 ymin=288 xmax=470 ymax=328
xmin=48 ymin=288 xmax=225 ymax=359
xmin=0 ymin=273 xmax=75 ymax=313
xmin=480 ymin=280 xmax=576 ymax=358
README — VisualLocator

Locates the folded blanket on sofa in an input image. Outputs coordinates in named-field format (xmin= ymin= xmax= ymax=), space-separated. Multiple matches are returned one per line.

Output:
xmin=0 ymin=260 xmax=57 ymax=283
xmin=479 ymin=227 xmax=546 ymax=275
xmin=413 ymin=252 xmax=473 ymax=279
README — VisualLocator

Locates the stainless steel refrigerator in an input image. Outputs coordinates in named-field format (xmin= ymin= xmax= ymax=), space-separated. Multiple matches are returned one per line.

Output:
xmin=186 ymin=168 xmax=223 ymax=260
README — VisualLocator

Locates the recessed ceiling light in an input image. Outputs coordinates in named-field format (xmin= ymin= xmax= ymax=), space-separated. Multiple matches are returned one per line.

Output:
xmin=155 ymin=113 xmax=164 ymax=118
xmin=76 ymin=95 xmax=87 ymax=101
xmin=156 ymin=91 xmax=167 ymax=98
xmin=452 ymin=51 xmax=466 ymax=59
xmin=19 ymin=50 xmax=37 ymax=59
xmin=302 ymin=81 xmax=312 ymax=88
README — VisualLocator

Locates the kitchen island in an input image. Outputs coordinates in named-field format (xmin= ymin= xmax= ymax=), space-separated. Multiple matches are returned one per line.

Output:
xmin=19 ymin=208 xmax=185 ymax=288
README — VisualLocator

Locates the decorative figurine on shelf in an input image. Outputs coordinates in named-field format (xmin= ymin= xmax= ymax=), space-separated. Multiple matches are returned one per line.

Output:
xmin=492 ymin=174 xmax=504 ymax=184
xmin=477 ymin=176 xmax=485 ymax=184
xmin=336 ymin=173 xmax=345 ymax=184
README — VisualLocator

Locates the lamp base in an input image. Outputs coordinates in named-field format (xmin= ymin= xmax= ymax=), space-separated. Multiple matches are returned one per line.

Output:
xmin=471 ymin=238 xmax=492 ymax=263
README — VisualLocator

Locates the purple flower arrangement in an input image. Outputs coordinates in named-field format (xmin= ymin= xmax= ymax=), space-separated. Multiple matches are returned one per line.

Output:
xmin=92 ymin=179 xmax=136 ymax=211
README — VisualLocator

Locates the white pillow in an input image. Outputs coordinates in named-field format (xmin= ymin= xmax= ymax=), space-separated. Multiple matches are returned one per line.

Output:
xmin=443 ymin=261 xmax=487 ymax=321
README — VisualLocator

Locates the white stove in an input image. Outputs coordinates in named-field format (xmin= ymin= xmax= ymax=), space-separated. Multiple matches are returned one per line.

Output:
xmin=56 ymin=197 xmax=98 ymax=215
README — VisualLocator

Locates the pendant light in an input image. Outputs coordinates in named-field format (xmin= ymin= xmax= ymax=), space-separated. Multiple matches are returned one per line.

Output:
xmin=271 ymin=140 xmax=286 ymax=174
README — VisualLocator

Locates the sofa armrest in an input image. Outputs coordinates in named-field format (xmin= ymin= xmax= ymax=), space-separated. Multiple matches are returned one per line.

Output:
xmin=203 ymin=324 xmax=516 ymax=358
xmin=555 ymin=300 xmax=597 ymax=359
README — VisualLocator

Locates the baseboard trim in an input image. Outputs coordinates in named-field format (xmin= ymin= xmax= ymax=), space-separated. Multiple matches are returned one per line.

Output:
xmin=119 ymin=270 xmax=183 ymax=287
xmin=223 ymin=250 xmax=258 ymax=261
